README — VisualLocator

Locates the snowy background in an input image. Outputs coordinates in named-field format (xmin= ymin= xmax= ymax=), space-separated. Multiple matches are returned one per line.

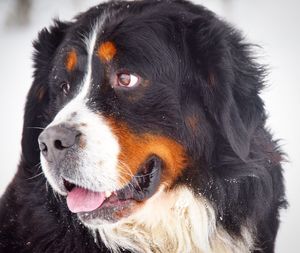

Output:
xmin=0 ymin=0 xmax=299 ymax=251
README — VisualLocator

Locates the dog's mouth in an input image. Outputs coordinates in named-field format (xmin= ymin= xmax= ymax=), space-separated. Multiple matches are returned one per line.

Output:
xmin=63 ymin=155 xmax=162 ymax=223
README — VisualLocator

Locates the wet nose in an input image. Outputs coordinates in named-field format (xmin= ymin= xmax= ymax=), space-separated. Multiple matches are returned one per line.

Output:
xmin=38 ymin=125 xmax=81 ymax=163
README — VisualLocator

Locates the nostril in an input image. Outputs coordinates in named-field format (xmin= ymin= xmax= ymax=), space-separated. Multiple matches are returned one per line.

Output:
xmin=39 ymin=142 xmax=47 ymax=151
xmin=54 ymin=140 xmax=66 ymax=150
xmin=39 ymin=142 xmax=48 ymax=156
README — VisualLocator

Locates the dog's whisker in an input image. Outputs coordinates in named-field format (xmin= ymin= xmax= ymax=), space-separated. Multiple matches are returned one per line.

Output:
xmin=133 ymin=167 xmax=160 ymax=178
xmin=117 ymin=163 xmax=143 ymax=193
xmin=26 ymin=126 xmax=45 ymax=130
xmin=118 ymin=174 xmax=139 ymax=195
xmin=26 ymin=171 xmax=44 ymax=180
xmin=45 ymin=181 xmax=49 ymax=193
xmin=32 ymin=162 xmax=42 ymax=169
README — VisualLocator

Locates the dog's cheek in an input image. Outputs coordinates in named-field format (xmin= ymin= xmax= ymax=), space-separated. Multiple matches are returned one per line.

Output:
xmin=105 ymin=118 xmax=188 ymax=188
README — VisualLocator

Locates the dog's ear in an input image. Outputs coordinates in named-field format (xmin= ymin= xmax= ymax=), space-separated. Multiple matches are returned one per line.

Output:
xmin=21 ymin=20 xmax=70 ymax=168
xmin=217 ymin=90 xmax=251 ymax=161
xmin=186 ymin=14 xmax=265 ymax=161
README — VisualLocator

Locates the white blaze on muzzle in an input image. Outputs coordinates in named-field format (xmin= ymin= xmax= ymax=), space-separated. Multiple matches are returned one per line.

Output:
xmin=40 ymin=19 xmax=121 ymax=194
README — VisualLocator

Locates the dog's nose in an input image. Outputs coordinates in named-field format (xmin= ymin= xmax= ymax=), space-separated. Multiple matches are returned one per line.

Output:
xmin=38 ymin=125 xmax=81 ymax=163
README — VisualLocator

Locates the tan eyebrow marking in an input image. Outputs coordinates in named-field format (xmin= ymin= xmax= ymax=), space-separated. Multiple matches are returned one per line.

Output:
xmin=65 ymin=49 xmax=77 ymax=72
xmin=97 ymin=41 xmax=117 ymax=62
xmin=185 ymin=115 xmax=199 ymax=134
xmin=36 ymin=86 xmax=45 ymax=102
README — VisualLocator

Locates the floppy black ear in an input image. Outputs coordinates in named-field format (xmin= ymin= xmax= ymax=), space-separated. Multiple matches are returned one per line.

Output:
xmin=21 ymin=20 xmax=70 ymax=168
xmin=218 ymin=89 xmax=250 ymax=160
xmin=186 ymin=13 xmax=265 ymax=161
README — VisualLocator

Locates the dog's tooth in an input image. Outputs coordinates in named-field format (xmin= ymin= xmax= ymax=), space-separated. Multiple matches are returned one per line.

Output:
xmin=105 ymin=191 xmax=112 ymax=198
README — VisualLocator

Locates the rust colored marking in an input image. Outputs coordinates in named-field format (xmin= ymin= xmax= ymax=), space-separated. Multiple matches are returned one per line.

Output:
xmin=36 ymin=86 xmax=45 ymax=102
xmin=98 ymin=41 xmax=117 ymax=62
xmin=78 ymin=136 xmax=86 ymax=149
xmin=185 ymin=115 xmax=199 ymax=134
xmin=65 ymin=49 xmax=77 ymax=72
xmin=208 ymin=71 xmax=216 ymax=86
xmin=106 ymin=118 xmax=187 ymax=187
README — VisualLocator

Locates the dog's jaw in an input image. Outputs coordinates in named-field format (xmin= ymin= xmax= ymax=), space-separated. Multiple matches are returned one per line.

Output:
xmin=93 ymin=186 xmax=255 ymax=253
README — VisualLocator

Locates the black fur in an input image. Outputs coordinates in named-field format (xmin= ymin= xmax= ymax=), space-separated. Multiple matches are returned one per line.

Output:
xmin=0 ymin=0 xmax=286 ymax=252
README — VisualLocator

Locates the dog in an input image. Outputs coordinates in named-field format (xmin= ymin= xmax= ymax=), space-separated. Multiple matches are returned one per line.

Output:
xmin=0 ymin=0 xmax=286 ymax=252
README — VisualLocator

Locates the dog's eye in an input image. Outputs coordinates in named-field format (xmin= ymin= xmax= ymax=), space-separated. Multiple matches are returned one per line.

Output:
xmin=115 ymin=73 xmax=139 ymax=88
xmin=60 ymin=81 xmax=70 ymax=96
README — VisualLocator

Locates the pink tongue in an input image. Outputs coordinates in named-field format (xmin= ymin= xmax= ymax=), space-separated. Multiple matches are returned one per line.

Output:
xmin=66 ymin=187 xmax=106 ymax=213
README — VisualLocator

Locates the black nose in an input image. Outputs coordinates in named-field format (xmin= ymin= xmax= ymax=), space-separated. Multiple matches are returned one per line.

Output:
xmin=38 ymin=125 xmax=81 ymax=163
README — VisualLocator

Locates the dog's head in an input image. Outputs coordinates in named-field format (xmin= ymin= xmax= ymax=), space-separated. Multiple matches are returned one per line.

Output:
xmin=22 ymin=0 xmax=265 ymax=229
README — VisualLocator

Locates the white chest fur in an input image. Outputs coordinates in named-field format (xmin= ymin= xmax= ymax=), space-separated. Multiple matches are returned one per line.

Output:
xmin=92 ymin=186 xmax=254 ymax=253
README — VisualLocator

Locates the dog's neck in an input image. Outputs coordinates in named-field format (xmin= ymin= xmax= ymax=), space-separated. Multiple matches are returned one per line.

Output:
xmin=91 ymin=186 xmax=254 ymax=253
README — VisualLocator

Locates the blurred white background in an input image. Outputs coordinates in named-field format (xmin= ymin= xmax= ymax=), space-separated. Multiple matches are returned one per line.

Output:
xmin=0 ymin=0 xmax=299 ymax=251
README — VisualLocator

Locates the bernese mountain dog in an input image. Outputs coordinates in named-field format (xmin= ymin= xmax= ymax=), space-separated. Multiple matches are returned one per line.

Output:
xmin=0 ymin=0 xmax=286 ymax=252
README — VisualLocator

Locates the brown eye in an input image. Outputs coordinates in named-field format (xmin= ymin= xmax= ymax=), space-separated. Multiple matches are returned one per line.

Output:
xmin=116 ymin=73 xmax=139 ymax=87
xmin=60 ymin=81 xmax=70 ymax=95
